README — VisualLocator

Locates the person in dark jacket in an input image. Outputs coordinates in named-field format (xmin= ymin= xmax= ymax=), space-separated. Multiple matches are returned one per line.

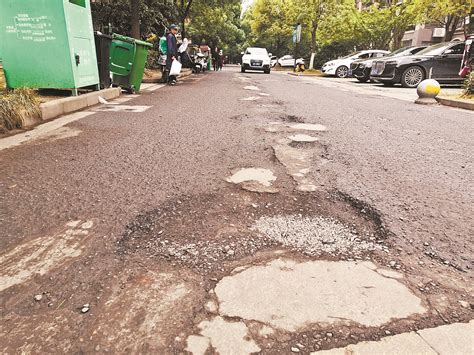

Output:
xmin=166 ymin=24 xmax=179 ymax=85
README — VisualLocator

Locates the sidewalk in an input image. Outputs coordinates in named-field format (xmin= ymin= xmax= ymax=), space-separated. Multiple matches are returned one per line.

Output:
xmin=313 ymin=320 xmax=473 ymax=355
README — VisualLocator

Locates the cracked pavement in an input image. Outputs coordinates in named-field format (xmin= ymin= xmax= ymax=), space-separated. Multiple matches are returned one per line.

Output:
xmin=0 ymin=67 xmax=472 ymax=354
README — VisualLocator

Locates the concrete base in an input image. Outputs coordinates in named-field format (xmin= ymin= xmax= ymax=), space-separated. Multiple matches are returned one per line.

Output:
xmin=40 ymin=88 xmax=121 ymax=122
xmin=415 ymin=97 xmax=439 ymax=105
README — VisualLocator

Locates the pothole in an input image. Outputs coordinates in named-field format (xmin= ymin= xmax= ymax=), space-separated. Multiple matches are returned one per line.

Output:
xmin=289 ymin=134 xmax=319 ymax=143
xmin=252 ymin=215 xmax=381 ymax=257
xmin=243 ymin=85 xmax=260 ymax=91
xmin=290 ymin=123 xmax=327 ymax=132
xmin=240 ymin=96 xmax=260 ymax=101
xmin=226 ymin=168 xmax=278 ymax=193
xmin=118 ymin=192 xmax=386 ymax=275
xmin=264 ymin=122 xmax=327 ymax=133
xmin=214 ymin=258 xmax=426 ymax=332
xmin=273 ymin=143 xmax=317 ymax=192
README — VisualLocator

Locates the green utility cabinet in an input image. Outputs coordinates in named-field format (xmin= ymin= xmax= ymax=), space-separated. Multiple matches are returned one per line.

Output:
xmin=110 ymin=34 xmax=152 ymax=93
xmin=1 ymin=0 xmax=99 ymax=95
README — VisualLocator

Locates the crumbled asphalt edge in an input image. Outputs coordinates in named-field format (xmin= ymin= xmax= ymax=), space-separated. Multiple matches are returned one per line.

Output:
xmin=116 ymin=191 xmax=387 ymax=276
xmin=332 ymin=190 xmax=392 ymax=240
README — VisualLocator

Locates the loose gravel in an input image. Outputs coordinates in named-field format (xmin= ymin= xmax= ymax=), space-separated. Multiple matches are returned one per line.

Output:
xmin=253 ymin=215 xmax=382 ymax=256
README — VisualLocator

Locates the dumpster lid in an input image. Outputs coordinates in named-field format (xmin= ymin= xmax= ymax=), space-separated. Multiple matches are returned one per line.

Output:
xmin=95 ymin=31 xmax=112 ymax=39
xmin=112 ymin=33 xmax=152 ymax=48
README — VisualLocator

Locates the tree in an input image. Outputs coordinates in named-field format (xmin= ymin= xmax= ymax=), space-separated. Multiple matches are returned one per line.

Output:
xmin=300 ymin=0 xmax=340 ymax=69
xmin=91 ymin=0 xmax=178 ymax=38
xmin=175 ymin=0 xmax=193 ymax=38
xmin=415 ymin=0 xmax=472 ymax=41
xmin=131 ymin=0 xmax=141 ymax=39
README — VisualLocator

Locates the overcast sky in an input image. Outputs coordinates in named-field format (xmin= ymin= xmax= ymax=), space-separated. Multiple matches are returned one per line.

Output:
xmin=241 ymin=0 xmax=254 ymax=13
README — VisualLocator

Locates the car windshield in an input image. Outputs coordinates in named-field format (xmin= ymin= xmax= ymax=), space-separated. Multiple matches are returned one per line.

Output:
xmin=247 ymin=48 xmax=268 ymax=56
xmin=388 ymin=46 xmax=411 ymax=57
xmin=415 ymin=42 xmax=452 ymax=56
xmin=340 ymin=52 xmax=360 ymax=59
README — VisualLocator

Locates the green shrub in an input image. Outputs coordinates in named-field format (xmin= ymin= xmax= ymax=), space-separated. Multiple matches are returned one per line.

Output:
xmin=463 ymin=72 xmax=474 ymax=96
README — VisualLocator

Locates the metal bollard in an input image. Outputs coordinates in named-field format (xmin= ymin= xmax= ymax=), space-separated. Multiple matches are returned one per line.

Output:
xmin=415 ymin=79 xmax=441 ymax=105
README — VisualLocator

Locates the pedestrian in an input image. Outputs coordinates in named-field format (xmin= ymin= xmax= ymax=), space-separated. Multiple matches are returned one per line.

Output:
xmin=213 ymin=47 xmax=219 ymax=71
xmin=166 ymin=24 xmax=179 ymax=85
xmin=219 ymin=49 xmax=224 ymax=71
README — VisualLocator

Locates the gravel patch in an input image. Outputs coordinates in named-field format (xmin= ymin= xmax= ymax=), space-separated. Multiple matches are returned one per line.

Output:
xmin=252 ymin=215 xmax=381 ymax=256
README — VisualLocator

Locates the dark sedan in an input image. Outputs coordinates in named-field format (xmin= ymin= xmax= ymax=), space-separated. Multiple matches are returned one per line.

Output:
xmin=350 ymin=46 xmax=426 ymax=82
xmin=370 ymin=41 xmax=466 ymax=88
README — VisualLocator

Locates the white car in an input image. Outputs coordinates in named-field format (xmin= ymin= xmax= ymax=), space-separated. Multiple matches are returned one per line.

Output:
xmin=270 ymin=56 xmax=278 ymax=67
xmin=278 ymin=55 xmax=305 ymax=67
xmin=241 ymin=47 xmax=271 ymax=73
xmin=321 ymin=50 xmax=390 ymax=78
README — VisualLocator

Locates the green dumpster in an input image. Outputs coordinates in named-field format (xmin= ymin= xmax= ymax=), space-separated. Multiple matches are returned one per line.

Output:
xmin=110 ymin=34 xmax=152 ymax=94
xmin=1 ymin=0 xmax=99 ymax=95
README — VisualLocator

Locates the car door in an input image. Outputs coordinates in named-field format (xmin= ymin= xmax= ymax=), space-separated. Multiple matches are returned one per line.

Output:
xmin=282 ymin=55 xmax=293 ymax=66
xmin=431 ymin=43 xmax=465 ymax=81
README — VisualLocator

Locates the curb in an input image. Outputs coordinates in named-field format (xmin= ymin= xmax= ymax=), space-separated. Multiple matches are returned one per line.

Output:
xmin=40 ymin=88 xmax=121 ymax=121
xmin=436 ymin=96 xmax=474 ymax=111
xmin=142 ymin=69 xmax=193 ymax=83
xmin=288 ymin=72 xmax=323 ymax=77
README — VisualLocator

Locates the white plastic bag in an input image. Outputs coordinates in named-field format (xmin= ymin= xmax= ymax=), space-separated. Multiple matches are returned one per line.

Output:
xmin=170 ymin=59 xmax=182 ymax=76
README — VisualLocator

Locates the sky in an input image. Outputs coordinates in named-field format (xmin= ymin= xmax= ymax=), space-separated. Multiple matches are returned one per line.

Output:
xmin=241 ymin=0 xmax=254 ymax=13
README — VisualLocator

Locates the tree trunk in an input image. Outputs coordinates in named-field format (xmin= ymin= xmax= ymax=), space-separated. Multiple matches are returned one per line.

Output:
xmin=392 ymin=26 xmax=405 ymax=50
xmin=130 ymin=0 xmax=140 ymax=39
xmin=444 ymin=15 xmax=460 ymax=42
xmin=309 ymin=21 xmax=317 ymax=70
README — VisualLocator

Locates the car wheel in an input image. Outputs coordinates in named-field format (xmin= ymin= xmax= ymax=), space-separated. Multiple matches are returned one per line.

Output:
xmin=401 ymin=66 xmax=425 ymax=88
xmin=241 ymin=66 xmax=245 ymax=73
xmin=264 ymin=68 xmax=271 ymax=74
xmin=335 ymin=65 xmax=349 ymax=78
xmin=356 ymin=77 xmax=368 ymax=83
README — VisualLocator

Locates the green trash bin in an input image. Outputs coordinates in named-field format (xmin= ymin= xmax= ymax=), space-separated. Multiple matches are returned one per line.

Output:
xmin=110 ymin=34 xmax=152 ymax=93
xmin=1 ymin=0 xmax=99 ymax=95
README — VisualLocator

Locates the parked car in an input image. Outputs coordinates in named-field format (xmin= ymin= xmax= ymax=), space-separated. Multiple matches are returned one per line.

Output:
xmin=370 ymin=41 xmax=466 ymax=88
xmin=270 ymin=55 xmax=278 ymax=67
xmin=278 ymin=55 xmax=305 ymax=67
xmin=350 ymin=46 xmax=426 ymax=82
xmin=241 ymin=47 xmax=271 ymax=73
xmin=322 ymin=50 xmax=390 ymax=78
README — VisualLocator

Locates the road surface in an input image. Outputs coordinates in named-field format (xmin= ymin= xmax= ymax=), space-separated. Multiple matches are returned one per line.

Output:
xmin=1 ymin=67 xmax=472 ymax=353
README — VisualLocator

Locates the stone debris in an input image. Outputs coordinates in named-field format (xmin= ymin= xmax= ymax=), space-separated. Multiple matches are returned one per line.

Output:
xmin=81 ymin=304 xmax=90 ymax=313
xmin=34 ymin=294 xmax=43 ymax=302
xmin=243 ymin=86 xmax=260 ymax=91
xmin=252 ymin=215 xmax=380 ymax=256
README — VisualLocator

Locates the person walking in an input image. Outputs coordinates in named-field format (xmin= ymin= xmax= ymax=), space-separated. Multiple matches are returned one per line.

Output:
xmin=166 ymin=24 xmax=179 ymax=85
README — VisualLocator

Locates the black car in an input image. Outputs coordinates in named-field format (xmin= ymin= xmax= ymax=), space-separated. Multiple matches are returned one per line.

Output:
xmin=370 ymin=41 xmax=466 ymax=88
xmin=350 ymin=46 xmax=426 ymax=83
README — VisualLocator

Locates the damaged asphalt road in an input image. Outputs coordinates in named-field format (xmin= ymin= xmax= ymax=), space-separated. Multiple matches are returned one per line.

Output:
xmin=0 ymin=67 xmax=473 ymax=354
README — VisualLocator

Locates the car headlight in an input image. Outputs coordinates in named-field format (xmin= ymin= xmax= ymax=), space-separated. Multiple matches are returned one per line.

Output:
xmin=359 ymin=63 xmax=365 ymax=68
xmin=325 ymin=62 xmax=334 ymax=67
